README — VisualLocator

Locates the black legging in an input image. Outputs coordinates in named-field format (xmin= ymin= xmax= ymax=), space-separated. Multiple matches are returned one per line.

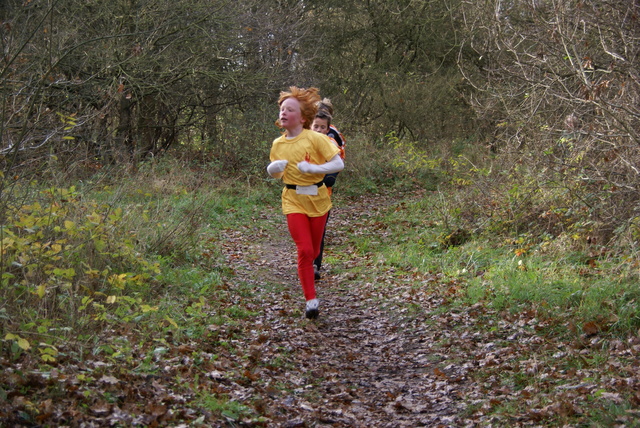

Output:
xmin=314 ymin=209 xmax=331 ymax=269
xmin=315 ymin=172 xmax=339 ymax=269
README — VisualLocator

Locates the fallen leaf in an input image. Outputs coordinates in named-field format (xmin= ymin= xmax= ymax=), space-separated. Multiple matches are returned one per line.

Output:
xmin=582 ymin=321 xmax=600 ymax=336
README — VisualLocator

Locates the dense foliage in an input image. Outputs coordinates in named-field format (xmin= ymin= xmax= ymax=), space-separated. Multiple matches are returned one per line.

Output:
xmin=3 ymin=1 xmax=639 ymax=244
xmin=0 ymin=0 xmax=472 ymax=172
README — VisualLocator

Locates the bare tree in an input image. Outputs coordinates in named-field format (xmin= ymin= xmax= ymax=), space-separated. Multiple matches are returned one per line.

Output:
xmin=300 ymin=0 xmax=473 ymax=142
xmin=0 ymin=0 xmax=309 ymax=177
xmin=458 ymin=0 xmax=640 ymax=241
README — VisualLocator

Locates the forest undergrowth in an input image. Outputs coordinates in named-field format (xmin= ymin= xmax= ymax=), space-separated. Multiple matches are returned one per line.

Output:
xmin=1 ymin=174 xmax=639 ymax=426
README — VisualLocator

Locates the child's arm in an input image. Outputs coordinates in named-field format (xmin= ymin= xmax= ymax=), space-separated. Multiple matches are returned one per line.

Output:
xmin=297 ymin=154 xmax=344 ymax=174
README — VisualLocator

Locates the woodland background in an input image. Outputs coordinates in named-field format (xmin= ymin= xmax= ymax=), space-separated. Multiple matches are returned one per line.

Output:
xmin=3 ymin=0 xmax=640 ymax=242
xmin=2 ymin=0 xmax=640 ymax=426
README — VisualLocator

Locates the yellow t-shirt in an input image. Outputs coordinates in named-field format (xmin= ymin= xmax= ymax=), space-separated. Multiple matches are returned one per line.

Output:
xmin=270 ymin=129 xmax=341 ymax=217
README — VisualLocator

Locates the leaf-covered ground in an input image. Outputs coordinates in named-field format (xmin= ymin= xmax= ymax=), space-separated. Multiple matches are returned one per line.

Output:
xmin=227 ymin=194 xmax=477 ymax=426
xmin=1 ymin=192 xmax=639 ymax=426
xmin=212 ymin=192 xmax=640 ymax=427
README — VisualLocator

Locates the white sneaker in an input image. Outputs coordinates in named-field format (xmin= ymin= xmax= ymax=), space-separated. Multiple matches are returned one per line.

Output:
xmin=305 ymin=298 xmax=319 ymax=319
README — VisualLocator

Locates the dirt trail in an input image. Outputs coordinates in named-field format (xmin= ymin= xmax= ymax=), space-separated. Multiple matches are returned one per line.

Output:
xmin=222 ymin=195 xmax=476 ymax=427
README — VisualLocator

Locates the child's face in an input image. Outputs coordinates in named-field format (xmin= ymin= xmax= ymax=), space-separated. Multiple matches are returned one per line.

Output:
xmin=312 ymin=117 xmax=330 ymax=135
xmin=279 ymin=98 xmax=304 ymax=130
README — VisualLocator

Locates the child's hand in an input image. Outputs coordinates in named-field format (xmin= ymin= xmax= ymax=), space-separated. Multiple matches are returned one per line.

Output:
xmin=268 ymin=159 xmax=288 ymax=173
xmin=267 ymin=159 xmax=288 ymax=178
xmin=297 ymin=161 xmax=315 ymax=174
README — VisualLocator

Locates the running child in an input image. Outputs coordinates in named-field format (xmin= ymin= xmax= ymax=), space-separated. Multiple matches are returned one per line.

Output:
xmin=312 ymin=99 xmax=346 ymax=279
xmin=267 ymin=86 xmax=344 ymax=319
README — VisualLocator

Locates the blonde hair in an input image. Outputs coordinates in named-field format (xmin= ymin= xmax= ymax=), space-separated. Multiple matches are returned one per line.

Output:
xmin=275 ymin=86 xmax=321 ymax=129
xmin=317 ymin=98 xmax=334 ymax=116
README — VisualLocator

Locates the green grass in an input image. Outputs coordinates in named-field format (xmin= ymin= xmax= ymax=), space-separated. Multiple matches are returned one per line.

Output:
xmin=195 ymin=392 xmax=257 ymax=422
xmin=362 ymin=192 xmax=640 ymax=340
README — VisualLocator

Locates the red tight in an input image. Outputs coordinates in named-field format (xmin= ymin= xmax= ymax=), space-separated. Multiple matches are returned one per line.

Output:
xmin=286 ymin=212 xmax=328 ymax=301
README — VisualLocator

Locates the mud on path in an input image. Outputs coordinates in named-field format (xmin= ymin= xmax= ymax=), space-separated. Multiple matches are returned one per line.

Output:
xmin=221 ymin=193 xmax=482 ymax=427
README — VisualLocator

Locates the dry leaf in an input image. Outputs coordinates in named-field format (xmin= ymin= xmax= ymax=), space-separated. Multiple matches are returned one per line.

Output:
xmin=582 ymin=321 xmax=600 ymax=336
